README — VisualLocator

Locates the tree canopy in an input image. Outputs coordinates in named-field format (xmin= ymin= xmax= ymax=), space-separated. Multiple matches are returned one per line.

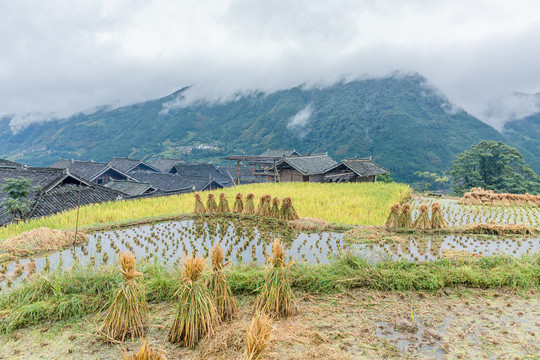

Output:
xmin=0 ymin=177 xmax=40 ymax=222
xmin=449 ymin=140 xmax=540 ymax=195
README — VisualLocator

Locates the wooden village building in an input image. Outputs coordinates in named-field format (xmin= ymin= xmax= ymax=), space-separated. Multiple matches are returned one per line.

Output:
xmin=276 ymin=153 xmax=338 ymax=182
xmin=0 ymin=163 xmax=123 ymax=226
xmin=323 ymin=157 xmax=389 ymax=183
xmin=50 ymin=159 xmax=138 ymax=185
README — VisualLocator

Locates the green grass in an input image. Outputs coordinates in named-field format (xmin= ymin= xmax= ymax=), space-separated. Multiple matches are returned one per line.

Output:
xmin=1 ymin=253 xmax=538 ymax=333
xmin=0 ymin=182 xmax=411 ymax=241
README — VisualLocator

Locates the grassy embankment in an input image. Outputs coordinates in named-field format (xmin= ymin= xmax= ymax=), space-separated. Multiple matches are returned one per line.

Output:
xmin=1 ymin=252 xmax=538 ymax=334
xmin=0 ymin=182 xmax=412 ymax=241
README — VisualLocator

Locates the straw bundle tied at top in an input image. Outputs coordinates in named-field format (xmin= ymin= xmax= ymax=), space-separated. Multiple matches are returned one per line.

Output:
xmin=120 ymin=251 xmax=142 ymax=281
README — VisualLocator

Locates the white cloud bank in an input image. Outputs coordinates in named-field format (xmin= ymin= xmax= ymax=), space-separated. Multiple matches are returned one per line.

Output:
xmin=1 ymin=0 xmax=540 ymax=131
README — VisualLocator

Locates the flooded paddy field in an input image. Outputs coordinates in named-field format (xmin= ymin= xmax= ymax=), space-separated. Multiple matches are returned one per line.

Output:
xmin=411 ymin=197 xmax=540 ymax=227
xmin=0 ymin=219 xmax=344 ymax=291
xmin=356 ymin=234 xmax=540 ymax=262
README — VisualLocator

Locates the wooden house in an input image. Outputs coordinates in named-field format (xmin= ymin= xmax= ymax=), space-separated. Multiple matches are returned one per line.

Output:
xmin=277 ymin=154 xmax=337 ymax=182
xmin=323 ymin=157 xmax=389 ymax=183
xmin=0 ymin=166 xmax=123 ymax=225
xmin=50 ymin=159 xmax=138 ymax=185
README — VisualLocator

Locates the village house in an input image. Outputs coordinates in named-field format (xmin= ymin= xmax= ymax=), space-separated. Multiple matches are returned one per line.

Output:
xmin=50 ymin=159 xmax=138 ymax=185
xmin=276 ymin=153 xmax=338 ymax=182
xmin=0 ymin=164 xmax=123 ymax=226
xmin=323 ymin=157 xmax=390 ymax=183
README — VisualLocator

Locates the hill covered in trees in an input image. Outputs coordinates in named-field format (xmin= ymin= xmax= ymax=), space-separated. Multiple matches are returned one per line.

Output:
xmin=1 ymin=73 xmax=530 ymax=182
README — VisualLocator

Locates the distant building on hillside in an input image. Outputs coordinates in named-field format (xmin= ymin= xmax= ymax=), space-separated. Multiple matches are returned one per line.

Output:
xmin=323 ymin=157 xmax=390 ymax=183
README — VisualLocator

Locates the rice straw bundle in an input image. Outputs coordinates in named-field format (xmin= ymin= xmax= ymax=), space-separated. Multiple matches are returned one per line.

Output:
xmin=206 ymin=193 xmax=218 ymax=214
xmin=413 ymin=204 xmax=432 ymax=230
xmin=398 ymin=203 xmax=412 ymax=228
xmin=120 ymin=339 xmax=166 ymax=360
xmin=217 ymin=193 xmax=230 ymax=213
xmin=430 ymin=202 xmax=445 ymax=229
xmin=100 ymin=251 xmax=148 ymax=341
xmin=243 ymin=193 xmax=256 ymax=215
xmin=280 ymin=197 xmax=299 ymax=221
xmin=232 ymin=193 xmax=244 ymax=213
xmin=193 ymin=193 xmax=206 ymax=214
xmin=255 ymin=238 xmax=296 ymax=318
xmin=256 ymin=195 xmax=272 ymax=217
xmin=270 ymin=197 xmax=280 ymax=218
xmin=169 ymin=254 xmax=219 ymax=347
xmin=246 ymin=313 xmax=272 ymax=360
xmin=385 ymin=203 xmax=400 ymax=229
xmin=207 ymin=244 xmax=236 ymax=321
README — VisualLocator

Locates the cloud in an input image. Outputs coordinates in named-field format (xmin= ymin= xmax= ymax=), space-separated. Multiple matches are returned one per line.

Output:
xmin=287 ymin=104 xmax=313 ymax=139
xmin=1 ymin=0 xmax=540 ymax=131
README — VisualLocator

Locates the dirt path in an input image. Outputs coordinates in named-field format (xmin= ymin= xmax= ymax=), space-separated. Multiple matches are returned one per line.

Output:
xmin=1 ymin=288 xmax=538 ymax=359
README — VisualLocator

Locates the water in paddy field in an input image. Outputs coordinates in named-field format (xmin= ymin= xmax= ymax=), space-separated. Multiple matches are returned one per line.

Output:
xmin=0 ymin=220 xmax=344 ymax=291
xmin=410 ymin=197 xmax=540 ymax=227
xmin=354 ymin=235 xmax=540 ymax=263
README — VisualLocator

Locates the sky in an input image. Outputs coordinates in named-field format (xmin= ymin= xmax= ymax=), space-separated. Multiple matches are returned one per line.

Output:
xmin=1 ymin=0 xmax=540 ymax=131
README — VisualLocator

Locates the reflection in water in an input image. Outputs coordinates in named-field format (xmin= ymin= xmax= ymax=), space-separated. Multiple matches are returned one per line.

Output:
xmin=0 ymin=220 xmax=344 ymax=291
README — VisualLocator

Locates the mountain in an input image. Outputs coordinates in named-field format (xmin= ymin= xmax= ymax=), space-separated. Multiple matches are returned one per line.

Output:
xmin=0 ymin=74 xmax=509 ymax=182
xmin=503 ymin=111 xmax=540 ymax=173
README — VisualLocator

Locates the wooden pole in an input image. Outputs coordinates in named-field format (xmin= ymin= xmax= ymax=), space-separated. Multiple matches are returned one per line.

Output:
xmin=237 ymin=160 xmax=241 ymax=185
xmin=73 ymin=180 xmax=81 ymax=245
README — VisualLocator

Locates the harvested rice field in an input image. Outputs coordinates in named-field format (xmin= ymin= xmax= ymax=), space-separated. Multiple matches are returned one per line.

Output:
xmin=0 ymin=219 xmax=344 ymax=291
xmin=355 ymin=234 xmax=540 ymax=262
xmin=1 ymin=288 xmax=538 ymax=359
xmin=410 ymin=196 xmax=540 ymax=227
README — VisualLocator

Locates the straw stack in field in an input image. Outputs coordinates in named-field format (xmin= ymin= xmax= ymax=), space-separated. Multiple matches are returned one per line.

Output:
xmin=430 ymin=202 xmax=445 ymax=229
xmin=398 ymin=203 xmax=412 ymax=228
xmin=217 ymin=193 xmax=230 ymax=213
xmin=100 ymin=251 xmax=148 ymax=341
xmin=270 ymin=197 xmax=280 ymax=218
xmin=256 ymin=195 xmax=272 ymax=217
xmin=206 ymin=193 xmax=218 ymax=214
xmin=243 ymin=193 xmax=256 ymax=215
xmin=385 ymin=203 xmax=400 ymax=229
xmin=232 ymin=193 xmax=244 ymax=213
xmin=120 ymin=339 xmax=166 ymax=360
xmin=458 ymin=187 xmax=540 ymax=206
xmin=280 ymin=197 xmax=299 ymax=221
xmin=246 ymin=313 xmax=272 ymax=360
xmin=208 ymin=244 xmax=236 ymax=322
xmin=413 ymin=204 xmax=431 ymax=230
xmin=255 ymin=238 xmax=297 ymax=318
xmin=193 ymin=193 xmax=206 ymax=214
xmin=169 ymin=254 xmax=219 ymax=347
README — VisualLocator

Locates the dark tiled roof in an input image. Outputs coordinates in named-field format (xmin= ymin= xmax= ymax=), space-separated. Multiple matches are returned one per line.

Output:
xmin=328 ymin=158 xmax=390 ymax=177
xmin=109 ymin=157 xmax=159 ymax=173
xmin=278 ymin=154 xmax=337 ymax=175
xmin=129 ymin=172 xmax=223 ymax=192
xmin=49 ymin=159 xmax=108 ymax=179
xmin=0 ymin=166 xmax=96 ymax=225
xmin=260 ymin=149 xmax=300 ymax=157
xmin=148 ymin=158 xmax=185 ymax=173
xmin=0 ymin=158 xmax=24 ymax=167
xmin=29 ymin=184 xmax=123 ymax=219
xmin=173 ymin=163 xmax=234 ymax=186
xmin=104 ymin=180 xmax=154 ymax=196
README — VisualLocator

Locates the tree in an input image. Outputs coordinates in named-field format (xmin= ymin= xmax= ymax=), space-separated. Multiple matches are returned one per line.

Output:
xmin=414 ymin=171 xmax=449 ymax=192
xmin=449 ymin=140 xmax=540 ymax=196
xmin=0 ymin=177 xmax=40 ymax=223
xmin=376 ymin=174 xmax=394 ymax=183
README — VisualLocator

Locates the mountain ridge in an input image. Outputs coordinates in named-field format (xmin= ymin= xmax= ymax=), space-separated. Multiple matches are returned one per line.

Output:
xmin=0 ymin=73 xmax=535 ymax=183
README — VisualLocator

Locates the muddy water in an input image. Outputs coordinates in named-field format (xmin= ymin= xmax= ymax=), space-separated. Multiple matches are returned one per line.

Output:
xmin=0 ymin=220 xmax=344 ymax=291
xmin=355 ymin=234 xmax=540 ymax=262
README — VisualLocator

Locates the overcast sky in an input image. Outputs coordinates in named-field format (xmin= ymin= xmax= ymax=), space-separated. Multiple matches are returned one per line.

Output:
xmin=1 ymin=0 xmax=540 ymax=131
